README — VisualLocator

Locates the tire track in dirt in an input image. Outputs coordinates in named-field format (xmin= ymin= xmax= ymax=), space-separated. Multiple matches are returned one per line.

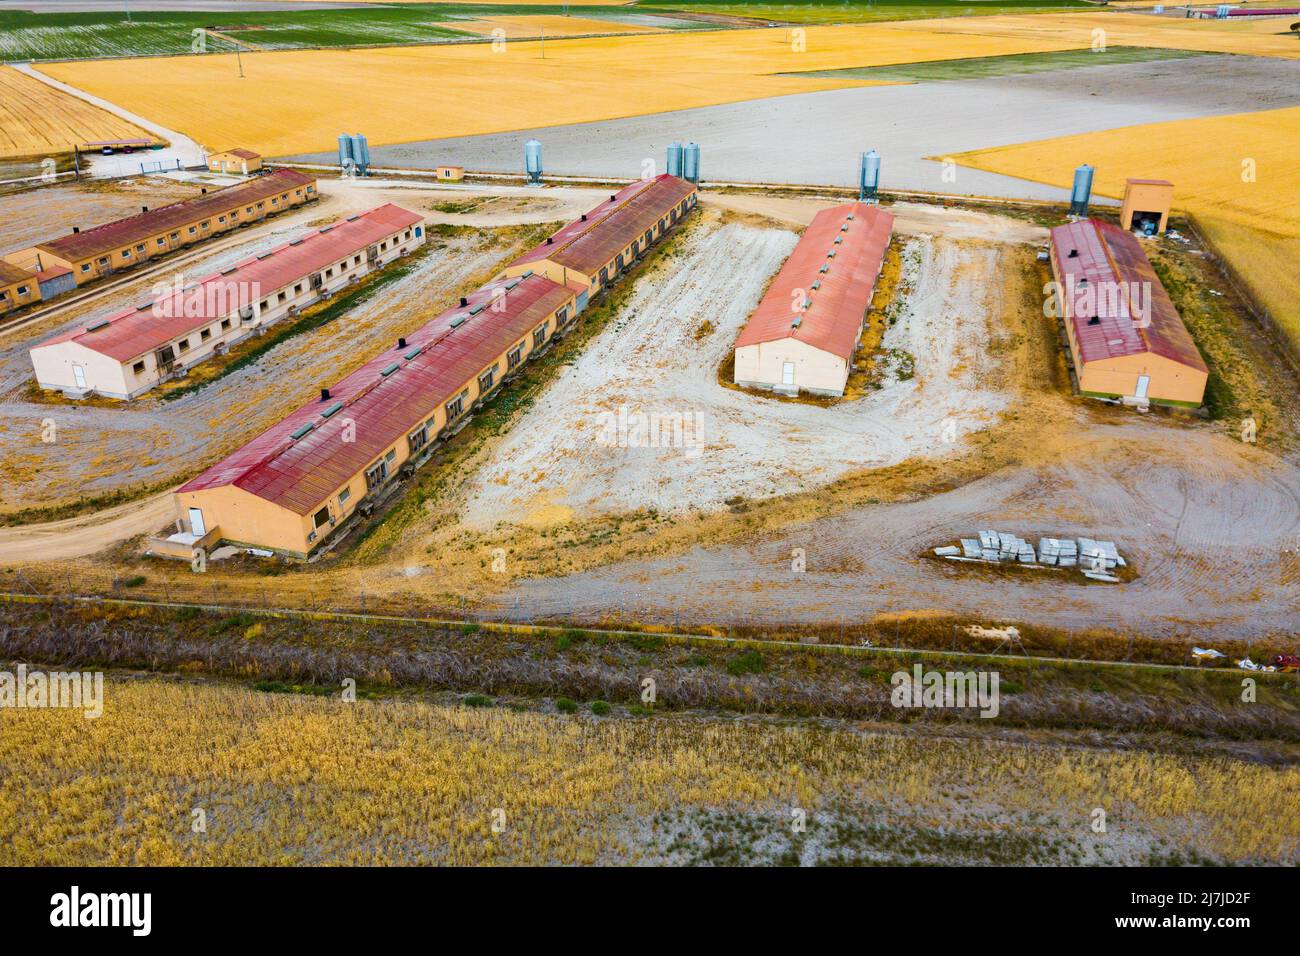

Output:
xmin=489 ymin=428 xmax=1300 ymax=639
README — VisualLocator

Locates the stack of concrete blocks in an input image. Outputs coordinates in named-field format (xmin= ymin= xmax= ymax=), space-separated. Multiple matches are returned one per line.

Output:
xmin=941 ymin=532 xmax=1125 ymax=582
xmin=972 ymin=530 xmax=1036 ymax=563
xmin=1037 ymin=537 xmax=1078 ymax=567
xmin=1077 ymin=538 xmax=1124 ymax=581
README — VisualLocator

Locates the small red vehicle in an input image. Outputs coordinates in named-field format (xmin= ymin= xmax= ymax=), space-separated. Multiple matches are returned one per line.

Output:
xmin=1269 ymin=654 xmax=1300 ymax=672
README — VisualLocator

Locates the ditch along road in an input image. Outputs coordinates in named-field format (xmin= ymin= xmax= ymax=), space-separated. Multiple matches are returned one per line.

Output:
xmin=2 ymin=591 xmax=1293 ymax=681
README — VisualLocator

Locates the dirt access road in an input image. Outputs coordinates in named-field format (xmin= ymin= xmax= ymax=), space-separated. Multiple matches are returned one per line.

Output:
xmin=488 ymin=424 xmax=1300 ymax=640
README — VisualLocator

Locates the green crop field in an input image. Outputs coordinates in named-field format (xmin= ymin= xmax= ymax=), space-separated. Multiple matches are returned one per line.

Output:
xmin=789 ymin=45 xmax=1207 ymax=81
xmin=0 ymin=5 xmax=654 ymax=62
xmin=0 ymin=2 xmax=1094 ymax=62
xmin=639 ymin=0 xmax=1094 ymax=24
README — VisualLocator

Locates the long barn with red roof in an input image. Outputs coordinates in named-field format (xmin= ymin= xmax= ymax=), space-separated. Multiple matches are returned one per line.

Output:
xmin=1049 ymin=219 xmax=1207 ymax=408
xmin=29 ymin=204 xmax=425 ymax=400
xmin=734 ymin=202 xmax=893 ymax=397
xmin=168 ymin=271 xmax=577 ymax=558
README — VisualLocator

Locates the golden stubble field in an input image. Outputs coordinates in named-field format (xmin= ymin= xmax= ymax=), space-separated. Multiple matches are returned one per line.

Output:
xmin=36 ymin=21 xmax=1094 ymax=157
xmin=883 ymin=10 xmax=1300 ymax=58
xmin=1 ymin=680 xmax=1296 ymax=865
xmin=949 ymin=105 xmax=1300 ymax=355
xmin=0 ymin=66 xmax=155 ymax=160
xmin=31 ymin=12 xmax=1298 ymax=159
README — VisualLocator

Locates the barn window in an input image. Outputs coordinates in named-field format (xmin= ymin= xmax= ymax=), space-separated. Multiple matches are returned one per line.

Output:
xmin=446 ymin=393 xmax=465 ymax=421
xmin=313 ymin=507 xmax=330 ymax=529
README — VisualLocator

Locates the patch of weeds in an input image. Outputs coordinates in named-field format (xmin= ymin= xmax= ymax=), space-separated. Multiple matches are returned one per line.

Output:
xmin=212 ymin=612 xmax=258 ymax=634
xmin=555 ymin=697 xmax=578 ymax=714
xmin=726 ymin=650 xmax=765 ymax=676
xmin=590 ymin=700 xmax=611 ymax=716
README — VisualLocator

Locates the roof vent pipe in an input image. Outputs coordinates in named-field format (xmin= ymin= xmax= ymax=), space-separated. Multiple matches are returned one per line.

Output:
xmin=580 ymin=214 xmax=587 ymax=222
xmin=320 ymin=388 xmax=331 ymax=401
xmin=142 ymin=205 xmax=148 ymax=213
xmin=610 ymin=194 xmax=616 ymax=202
xmin=398 ymin=337 xmax=407 ymax=349
xmin=546 ymin=237 xmax=553 ymax=245
xmin=201 ymin=188 xmax=207 ymax=194
xmin=72 ymin=226 xmax=80 ymax=234
xmin=459 ymin=296 xmax=468 ymax=307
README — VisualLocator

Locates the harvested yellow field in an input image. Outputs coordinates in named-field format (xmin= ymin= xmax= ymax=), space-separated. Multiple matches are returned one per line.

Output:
xmin=450 ymin=15 xmax=662 ymax=38
xmin=949 ymin=105 xmax=1300 ymax=354
xmin=1 ymin=680 xmax=1297 ymax=865
xmin=37 ymin=24 xmax=1087 ymax=157
xmin=0 ymin=65 xmax=154 ymax=160
xmin=881 ymin=11 xmax=1300 ymax=59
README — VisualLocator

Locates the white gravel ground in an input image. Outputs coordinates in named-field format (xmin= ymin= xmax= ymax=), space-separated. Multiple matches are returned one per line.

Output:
xmin=461 ymin=221 xmax=1009 ymax=528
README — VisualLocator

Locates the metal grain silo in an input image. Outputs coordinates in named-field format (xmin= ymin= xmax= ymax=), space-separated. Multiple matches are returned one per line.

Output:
xmin=338 ymin=133 xmax=354 ymax=172
xmin=666 ymin=142 xmax=683 ymax=178
xmin=683 ymin=142 xmax=701 ymax=183
xmin=524 ymin=139 xmax=543 ymax=184
xmin=350 ymin=134 xmax=369 ymax=176
xmin=1070 ymin=164 xmax=1094 ymax=217
xmin=859 ymin=150 xmax=880 ymax=202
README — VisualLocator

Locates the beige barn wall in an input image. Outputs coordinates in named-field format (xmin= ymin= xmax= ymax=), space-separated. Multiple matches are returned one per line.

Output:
xmin=30 ymin=340 xmax=131 ymax=397
xmin=736 ymin=336 xmax=850 ymax=396
xmin=1079 ymin=351 xmax=1206 ymax=406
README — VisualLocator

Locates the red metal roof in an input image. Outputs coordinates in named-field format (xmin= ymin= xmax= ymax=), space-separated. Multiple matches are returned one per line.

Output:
xmin=734 ymin=203 xmax=893 ymax=361
xmin=214 ymin=148 xmax=261 ymax=160
xmin=1050 ymin=219 xmax=1206 ymax=371
xmin=33 ymin=204 xmax=423 ymax=364
xmin=178 ymin=273 xmax=573 ymax=515
xmin=37 ymin=169 xmax=315 ymax=262
xmin=512 ymin=177 xmax=658 ymax=267
xmin=513 ymin=175 xmax=696 ymax=274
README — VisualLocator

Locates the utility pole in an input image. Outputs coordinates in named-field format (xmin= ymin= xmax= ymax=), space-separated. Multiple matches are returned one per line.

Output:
xmin=124 ymin=0 xmax=132 ymax=25
xmin=235 ymin=45 xmax=245 ymax=78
